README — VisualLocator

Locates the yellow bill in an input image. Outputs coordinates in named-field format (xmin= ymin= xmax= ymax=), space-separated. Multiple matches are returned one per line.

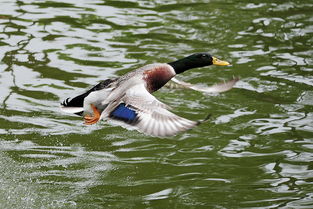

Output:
xmin=212 ymin=57 xmax=230 ymax=66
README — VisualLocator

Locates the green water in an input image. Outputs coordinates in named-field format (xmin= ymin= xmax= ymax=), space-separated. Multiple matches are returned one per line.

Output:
xmin=1 ymin=0 xmax=313 ymax=208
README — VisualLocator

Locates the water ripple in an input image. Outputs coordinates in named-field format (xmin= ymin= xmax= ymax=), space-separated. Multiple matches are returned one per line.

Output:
xmin=1 ymin=0 xmax=313 ymax=208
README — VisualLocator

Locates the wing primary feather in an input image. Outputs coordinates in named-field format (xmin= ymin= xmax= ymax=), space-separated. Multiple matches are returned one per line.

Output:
xmin=169 ymin=77 xmax=239 ymax=93
xmin=166 ymin=118 xmax=177 ymax=135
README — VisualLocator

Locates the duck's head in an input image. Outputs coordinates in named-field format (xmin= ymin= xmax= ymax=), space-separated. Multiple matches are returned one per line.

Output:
xmin=168 ymin=52 xmax=230 ymax=74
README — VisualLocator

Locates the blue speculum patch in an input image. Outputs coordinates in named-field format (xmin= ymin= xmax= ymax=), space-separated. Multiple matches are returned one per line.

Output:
xmin=110 ymin=103 xmax=137 ymax=122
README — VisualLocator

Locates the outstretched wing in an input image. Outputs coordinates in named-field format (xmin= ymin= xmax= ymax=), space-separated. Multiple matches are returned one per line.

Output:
xmin=107 ymin=84 xmax=205 ymax=137
xmin=166 ymin=77 xmax=239 ymax=93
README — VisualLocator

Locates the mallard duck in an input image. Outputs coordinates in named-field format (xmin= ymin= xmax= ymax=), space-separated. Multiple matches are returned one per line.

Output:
xmin=61 ymin=52 xmax=237 ymax=137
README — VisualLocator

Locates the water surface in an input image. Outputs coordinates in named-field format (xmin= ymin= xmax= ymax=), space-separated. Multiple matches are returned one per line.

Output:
xmin=0 ymin=0 xmax=313 ymax=208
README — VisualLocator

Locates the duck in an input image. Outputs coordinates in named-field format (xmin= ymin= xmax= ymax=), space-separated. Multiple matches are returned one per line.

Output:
xmin=61 ymin=52 xmax=237 ymax=137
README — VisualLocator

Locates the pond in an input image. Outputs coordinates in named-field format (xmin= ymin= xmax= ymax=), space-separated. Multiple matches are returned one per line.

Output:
xmin=0 ymin=0 xmax=313 ymax=208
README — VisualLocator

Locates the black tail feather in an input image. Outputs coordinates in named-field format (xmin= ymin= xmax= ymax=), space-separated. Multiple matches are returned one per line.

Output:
xmin=61 ymin=78 xmax=115 ymax=108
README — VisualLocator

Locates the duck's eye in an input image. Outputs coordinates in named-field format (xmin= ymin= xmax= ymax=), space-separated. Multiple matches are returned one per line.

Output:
xmin=202 ymin=54 xmax=208 ymax=58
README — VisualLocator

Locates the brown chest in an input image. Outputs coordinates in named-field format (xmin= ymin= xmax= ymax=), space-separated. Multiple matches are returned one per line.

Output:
xmin=143 ymin=66 xmax=175 ymax=92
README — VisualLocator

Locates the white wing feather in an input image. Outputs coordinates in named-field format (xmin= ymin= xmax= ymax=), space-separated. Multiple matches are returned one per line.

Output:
xmin=107 ymin=84 xmax=200 ymax=137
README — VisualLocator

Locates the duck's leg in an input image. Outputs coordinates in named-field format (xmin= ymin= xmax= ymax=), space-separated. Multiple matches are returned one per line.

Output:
xmin=84 ymin=104 xmax=100 ymax=125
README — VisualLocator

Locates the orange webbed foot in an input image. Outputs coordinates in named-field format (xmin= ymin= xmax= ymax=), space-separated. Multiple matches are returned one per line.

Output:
xmin=84 ymin=104 xmax=100 ymax=125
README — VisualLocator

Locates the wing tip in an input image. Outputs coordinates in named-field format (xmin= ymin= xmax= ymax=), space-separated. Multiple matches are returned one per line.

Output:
xmin=197 ymin=113 xmax=212 ymax=125
xmin=214 ymin=78 xmax=240 ymax=93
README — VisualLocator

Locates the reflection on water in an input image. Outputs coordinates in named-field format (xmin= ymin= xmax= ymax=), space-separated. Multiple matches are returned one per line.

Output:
xmin=1 ymin=0 xmax=313 ymax=208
